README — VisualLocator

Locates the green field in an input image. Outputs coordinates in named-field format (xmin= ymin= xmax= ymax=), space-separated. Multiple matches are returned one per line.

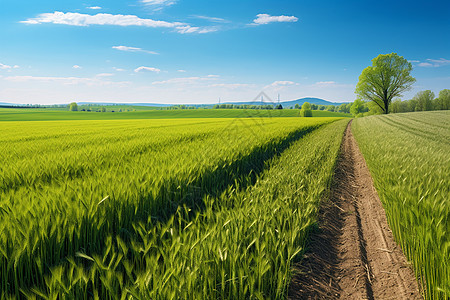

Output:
xmin=353 ymin=111 xmax=450 ymax=300
xmin=0 ymin=115 xmax=348 ymax=298
xmin=0 ymin=108 xmax=350 ymax=121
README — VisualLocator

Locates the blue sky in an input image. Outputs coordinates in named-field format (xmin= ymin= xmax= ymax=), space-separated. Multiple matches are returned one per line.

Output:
xmin=0 ymin=0 xmax=449 ymax=104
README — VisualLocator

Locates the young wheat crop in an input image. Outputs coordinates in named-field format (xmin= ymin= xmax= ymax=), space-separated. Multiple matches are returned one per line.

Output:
xmin=353 ymin=111 xmax=450 ymax=300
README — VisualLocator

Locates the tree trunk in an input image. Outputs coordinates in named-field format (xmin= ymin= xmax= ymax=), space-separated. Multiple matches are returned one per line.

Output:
xmin=384 ymin=100 xmax=389 ymax=114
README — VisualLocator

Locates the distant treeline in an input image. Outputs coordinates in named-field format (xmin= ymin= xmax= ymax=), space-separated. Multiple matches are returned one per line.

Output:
xmin=213 ymin=103 xmax=350 ymax=112
xmin=0 ymin=105 xmax=45 ymax=109
xmin=349 ymin=89 xmax=449 ymax=117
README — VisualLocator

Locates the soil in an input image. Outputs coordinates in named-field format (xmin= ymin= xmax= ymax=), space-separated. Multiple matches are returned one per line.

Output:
xmin=288 ymin=121 xmax=422 ymax=299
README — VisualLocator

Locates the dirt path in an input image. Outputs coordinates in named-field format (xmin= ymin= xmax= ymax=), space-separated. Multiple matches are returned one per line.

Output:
xmin=289 ymin=121 xmax=422 ymax=299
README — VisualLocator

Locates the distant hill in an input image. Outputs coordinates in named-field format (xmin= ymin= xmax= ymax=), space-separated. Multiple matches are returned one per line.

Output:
xmin=280 ymin=97 xmax=348 ymax=107
xmin=220 ymin=97 xmax=347 ymax=108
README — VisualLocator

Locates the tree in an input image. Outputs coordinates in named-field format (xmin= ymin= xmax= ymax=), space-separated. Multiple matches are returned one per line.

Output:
xmin=338 ymin=103 xmax=349 ymax=113
xmin=326 ymin=105 xmax=335 ymax=112
xmin=101 ymin=107 xmax=106 ymax=112
xmin=294 ymin=103 xmax=300 ymax=109
xmin=413 ymin=90 xmax=434 ymax=111
xmin=69 ymin=102 xmax=78 ymax=111
xmin=356 ymin=53 xmax=415 ymax=114
xmin=275 ymin=104 xmax=283 ymax=109
xmin=350 ymin=99 xmax=368 ymax=117
xmin=434 ymin=89 xmax=450 ymax=110
xmin=299 ymin=102 xmax=312 ymax=117
xmin=366 ymin=101 xmax=384 ymax=115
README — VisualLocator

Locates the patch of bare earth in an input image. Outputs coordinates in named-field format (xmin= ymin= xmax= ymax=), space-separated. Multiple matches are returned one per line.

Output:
xmin=289 ymin=121 xmax=422 ymax=300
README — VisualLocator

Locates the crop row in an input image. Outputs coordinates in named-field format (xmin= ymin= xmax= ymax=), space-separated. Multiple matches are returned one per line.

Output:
xmin=352 ymin=111 xmax=450 ymax=300
xmin=0 ymin=117 xmax=345 ymax=298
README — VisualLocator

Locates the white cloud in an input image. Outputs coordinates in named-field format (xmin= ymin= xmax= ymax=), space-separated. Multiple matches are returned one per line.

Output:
xmin=418 ymin=62 xmax=433 ymax=67
xmin=96 ymin=73 xmax=114 ymax=77
xmin=72 ymin=65 xmax=82 ymax=69
xmin=192 ymin=15 xmax=229 ymax=23
xmin=134 ymin=66 xmax=161 ymax=73
xmin=210 ymin=83 xmax=252 ymax=89
xmin=175 ymin=25 xmax=218 ymax=34
xmin=315 ymin=81 xmax=336 ymax=86
xmin=13 ymin=65 xmax=20 ymax=69
xmin=113 ymin=45 xmax=158 ymax=54
xmin=21 ymin=11 xmax=181 ymax=27
xmin=264 ymin=80 xmax=299 ymax=89
xmin=251 ymin=14 xmax=298 ymax=25
xmin=113 ymin=67 xmax=125 ymax=71
xmin=87 ymin=6 xmax=102 ymax=10
xmin=21 ymin=11 xmax=215 ymax=34
xmin=4 ymin=75 xmax=128 ymax=86
xmin=417 ymin=58 xmax=450 ymax=68
xmin=0 ymin=63 xmax=12 ymax=70
xmin=152 ymin=76 xmax=218 ymax=85
xmin=177 ymin=69 xmax=187 ymax=72
xmin=141 ymin=0 xmax=176 ymax=6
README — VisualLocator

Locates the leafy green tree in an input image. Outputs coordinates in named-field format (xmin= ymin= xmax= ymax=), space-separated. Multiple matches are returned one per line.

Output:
xmin=390 ymin=98 xmax=405 ymax=113
xmin=294 ymin=103 xmax=300 ymax=109
xmin=69 ymin=102 xmax=78 ymax=111
xmin=338 ymin=103 xmax=348 ymax=113
xmin=356 ymin=53 xmax=415 ymax=114
xmin=350 ymin=99 xmax=368 ymax=117
xmin=434 ymin=89 xmax=450 ymax=110
xmin=366 ymin=101 xmax=384 ymax=115
xmin=413 ymin=90 xmax=434 ymax=111
xmin=101 ymin=107 xmax=106 ymax=112
xmin=299 ymin=102 xmax=312 ymax=117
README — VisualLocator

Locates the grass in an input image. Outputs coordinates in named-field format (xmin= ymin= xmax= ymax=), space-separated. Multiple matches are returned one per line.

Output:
xmin=0 ymin=116 xmax=348 ymax=298
xmin=0 ymin=108 xmax=351 ymax=121
xmin=353 ymin=111 xmax=450 ymax=300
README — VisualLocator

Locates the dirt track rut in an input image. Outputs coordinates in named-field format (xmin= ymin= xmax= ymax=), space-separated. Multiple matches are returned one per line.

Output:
xmin=289 ymin=121 xmax=422 ymax=299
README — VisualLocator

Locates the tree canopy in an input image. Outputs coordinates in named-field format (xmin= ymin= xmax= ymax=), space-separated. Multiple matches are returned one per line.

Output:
xmin=356 ymin=53 xmax=415 ymax=114
xmin=299 ymin=102 xmax=312 ymax=117
xmin=69 ymin=102 xmax=78 ymax=111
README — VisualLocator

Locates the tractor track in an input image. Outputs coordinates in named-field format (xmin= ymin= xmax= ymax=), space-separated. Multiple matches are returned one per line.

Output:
xmin=289 ymin=120 xmax=422 ymax=299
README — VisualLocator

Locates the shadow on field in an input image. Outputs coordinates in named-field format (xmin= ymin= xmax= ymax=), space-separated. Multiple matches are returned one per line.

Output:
xmin=5 ymin=123 xmax=325 ymax=297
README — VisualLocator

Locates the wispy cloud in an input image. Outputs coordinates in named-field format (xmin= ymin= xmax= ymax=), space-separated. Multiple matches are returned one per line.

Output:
xmin=113 ymin=67 xmax=126 ymax=72
xmin=134 ymin=66 xmax=161 ymax=73
xmin=416 ymin=58 xmax=450 ymax=68
xmin=177 ymin=69 xmax=187 ymax=73
xmin=175 ymin=26 xmax=218 ymax=34
xmin=0 ymin=63 xmax=12 ymax=70
xmin=72 ymin=65 xmax=82 ymax=69
xmin=113 ymin=45 xmax=158 ymax=54
xmin=210 ymin=83 xmax=252 ymax=89
xmin=152 ymin=76 xmax=218 ymax=85
xmin=191 ymin=15 xmax=229 ymax=23
xmin=264 ymin=80 xmax=299 ymax=89
xmin=21 ymin=11 xmax=215 ymax=34
xmin=87 ymin=6 xmax=102 ymax=10
xmin=315 ymin=81 xmax=336 ymax=86
xmin=141 ymin=0 xmax=176 ymax=6
xmin=4 ymin=75 xmax=128 ymax=86
xmin=96 ymin=73 xmax=114 ymax=77
xmin=251 ymin=14 xmax=298 ymax=25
